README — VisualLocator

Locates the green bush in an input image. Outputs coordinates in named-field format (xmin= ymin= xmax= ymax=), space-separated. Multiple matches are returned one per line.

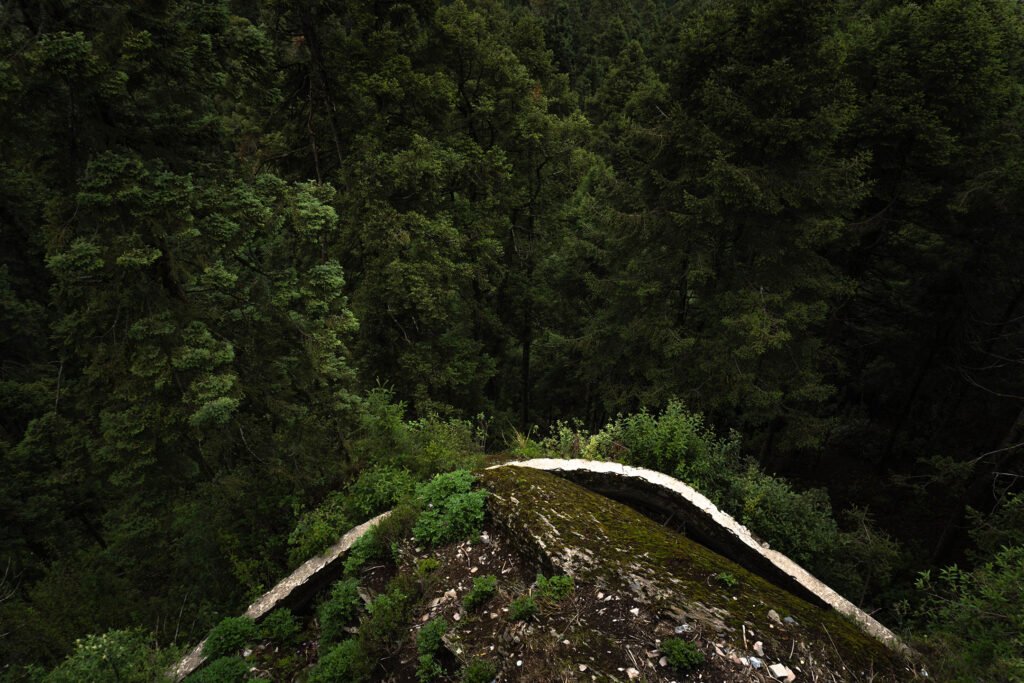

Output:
xmin=44 ymin=630 xmax=164 ymax=683
xmin=535 ymin=573 xmax=574 ymax=602
xmin=460 ymin=659 xmax=497 ymax=683
xmin=318 ymin=578 xmax=363 ymax=644
xmin=259 ymin=608 xmax=298 ymax=643
xmin=288 ymin=491 xmax=351 ymax=565
xmin=463 ymin=575 xmax=498 ymax=611
xmin=185 ymin=657 xmax=249 ymax=683
xmin=308 ymin=640 xmax=372 ymax=683
xmin=661 ymin=638 xmax=705 ymax=672
xmin=413 ymin=471 xmax=487 ymax=546
xmin=345 ymin=465 xmax=417 ymax=519
xmin=915 ymin=545 xmax=1024 ymax=682
xmin=359 ymin=588 xmax=413 ymax=655
xmin=416 ymin=558 xmax=441 ymax=575
xmin=417 ymin=654 xmax=444 ymax=682
xmin=202 ymin=617 xmax=257 ymax=659
xmin=417 ymin=618 xmax=449 ymax=656
xmin=508 ymin=595 xmax=537 ymax=621
xmin=345 ymin=503 xmax=420 ymax=576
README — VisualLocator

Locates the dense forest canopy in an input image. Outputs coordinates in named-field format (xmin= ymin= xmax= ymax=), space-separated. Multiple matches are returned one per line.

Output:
xmin=1 ymin=0 xmax=1023 ymax=680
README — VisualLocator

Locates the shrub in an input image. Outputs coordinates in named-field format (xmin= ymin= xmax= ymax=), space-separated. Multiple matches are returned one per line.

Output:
xmin=318 ymin=578 xmax=362 ymax=644
xmin=413 ymin=471 xmax=487 ymax=546
xmin=202 ymin=617 xmax=257 ymax=659
xmin=359 ymin=588 xmax=413 ymax=655
xmin=417 ymin=618 xmax=449 ymax=656
xmin=185 ymin=657 xmax=249 ymax=683
xmin=661 ymin=638 xmax=705 ymax=672
xmin=345 ymin=465 xmax=417 ymax=519
xmin=460 ymin=659 xmax=497 ymax=683
xmin=308 ymin=640 xmax=372 ymax=683
xmin=463 ymin=575 xmax=498 ymax=611
xmin=417 ymin=654 xmax=444 ymax=682
xmin=915 ymin=545 xmax=1024 ymax=682
xmin=535 ymin=573 xmax=574 ymax=602
xmin=44 ymin=629 xmax=163 ymax=683
xmin=259 ymin=608 xmax=298 ymax=643
xmin=288 ymin=492 xmax=350 ymax=565
xmin=417 ymin=558 xmax=441 ymax=575
xmin=508 ymin=595 xmax=537 ymax=621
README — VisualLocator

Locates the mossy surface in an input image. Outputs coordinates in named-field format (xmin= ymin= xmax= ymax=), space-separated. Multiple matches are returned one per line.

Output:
xmin=481 ymin=466 xmax=912 ymax=679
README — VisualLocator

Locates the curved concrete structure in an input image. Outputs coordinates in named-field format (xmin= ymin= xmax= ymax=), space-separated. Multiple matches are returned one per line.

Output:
xmin=171 ymin=511 xmax=390 ymax=681
xmin=491 ymin=458 xmax=908 ymax=656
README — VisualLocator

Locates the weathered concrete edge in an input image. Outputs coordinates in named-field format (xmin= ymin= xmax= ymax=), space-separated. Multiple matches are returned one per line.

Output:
xmin=170 ymin=511 xmax=391 ymax=681
xmin=491 ymin=458 xmax=909 ymax=657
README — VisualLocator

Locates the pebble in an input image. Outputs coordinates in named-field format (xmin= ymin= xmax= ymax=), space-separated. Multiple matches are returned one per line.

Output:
xmin=453 ymin=612 xmax=461 ymax=621
xmin=563 ymin=639 xmax=571 ymax=645
xmin=578 ymin=664 xmax=588 ymax=672
xmin=784 ymin=616 xmax=798 ymax=625
xmin=489 ymin=612 xmax=498 ymax=619
xmin=629 ymin=607 xmax=640 ymax=616
xmin=768 ymin=609 xmax=782 ymax=624
xmin=659 ymin=656 xmax=668 ymax=667
xmin=597 ymin=592 xmax=605 ymax=599
xmin=516 ymin=660 xmax=522 ymax=667
xmin=626 ymin=668 xmax=641 ymax=679
xmin=749 ymin=656 xmax=763 ymax=669
xmin=470 ymin=567 xmax=479 ymax=574
xmin=753 ymin=641 xmax=764 ymax=657
xmin=769 ymin=663 xmax=796 ymax=682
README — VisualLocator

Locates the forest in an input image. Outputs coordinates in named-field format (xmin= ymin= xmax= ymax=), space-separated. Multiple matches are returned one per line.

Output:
xmin=1 ymin=0 xmax=1023 ymax=680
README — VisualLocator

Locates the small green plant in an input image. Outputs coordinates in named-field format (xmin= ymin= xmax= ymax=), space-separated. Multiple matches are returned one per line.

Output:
xmin=417 ymin=654 xmax=445 ymax=682
xmin=318 ymin=578 xmax=363 ymax=644
xmin=463 ymin=575 xmax=498 ymax=611
xmin=259 ymin=608 xmax=298 ymax=643
xmin=413 ymin=470 xmax=487 ymax=546
xmin=508 ymin=595 xmax=537 ymax=621
xmin=535 ymin=573 xmax=574 ymax=602
xmin=307 ymin=639 xmax=372 ymax=683
xmin=202 ymin=617 xmax=257 ymax=659
xmin=417 ymin=618 xmax=449 ymax=656
xmin=185 ymin=657 xmax=249 ymax=683
xmin=417 ymin=558 xmax=441 ymax=575
xmin=661 ymin=638 xmax=705 ymax=672
xmin=715 ymin=572 xmax=738 ymax=589
xmin=359 ymin=588 xmax=413 ymax=654
xmin=460 ymin=658 xmax=497 ymax=683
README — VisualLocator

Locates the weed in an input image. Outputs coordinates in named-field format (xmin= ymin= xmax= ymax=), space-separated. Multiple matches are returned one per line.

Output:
xmin=463 ymin=575 xmax=498 ymax=611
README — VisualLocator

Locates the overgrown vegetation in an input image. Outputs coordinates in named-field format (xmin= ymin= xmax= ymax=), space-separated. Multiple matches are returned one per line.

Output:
xmin=2 ymin=0 xmax=1023 ymax=678
xmin=660 ymin=638 xmax=705 ymax=673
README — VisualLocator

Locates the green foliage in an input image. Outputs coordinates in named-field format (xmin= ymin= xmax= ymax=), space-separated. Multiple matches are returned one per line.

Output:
xmin=185 ymin=657 xmax=249 ymax=683
xmin=413 ymin=471 xmax=487 ymax=546
xmin=508 ymin=595 xmax=537 ymax=621
xmin=288 ymin=492 xmax=351 ymax=566
xmin=359 ymin=588 xmax=413 ymax=655
xmin=660 ymin=638 xmax=705 ymax=672
xmin=715 ymin=573 xmax=738 ymax=589
xmin=416 ymin=558 xmax=441 ymax=576
xmin=318 ymin=579 xmax=363 ymax=644
xmin=43 ymin=630 xmax=163 ymax=683
xmin=915 ymin=545 xmax=1024 ymax=682
xmin=417 ymin=654 xmax=445 ymax=683
xmin=417 ymin=618 xmax=449 ymax=656
xmin=462 ymin=575 xmax=498 ymax=611
xmin=308 ymin=640 xmax=372 ymax=683
xmin=460 ymin=659 xmax=498 ymax=683
xmin=415 ymin=618 xmax=449 ymax=681
xmin=259 ymin=609 xmax=298 ymax=644
xmin=202 ymin=617 xmax=257 ymax=660
xmin=345 ymin=466 xmax=417 ymax=519
xmin=534 ymin=574 xmax=574 ymax=602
